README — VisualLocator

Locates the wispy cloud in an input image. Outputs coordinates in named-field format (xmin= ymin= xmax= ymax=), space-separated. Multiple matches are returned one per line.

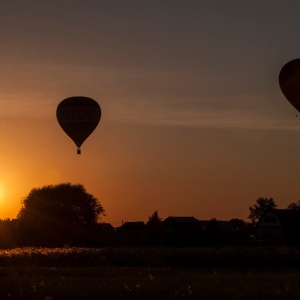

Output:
xmin=0 ymin=62 xmax=296 ymax=131
xmin=107 ymin=99 xmax=300 ymax=131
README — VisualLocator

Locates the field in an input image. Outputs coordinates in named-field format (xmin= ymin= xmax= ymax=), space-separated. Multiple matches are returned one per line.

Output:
xmin=0 ymin=247 xmax=300 ymax=299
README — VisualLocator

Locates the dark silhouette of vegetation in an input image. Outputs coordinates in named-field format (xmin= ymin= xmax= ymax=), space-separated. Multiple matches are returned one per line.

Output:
xmin=146 ymin=211 xmax=163 ymax=245
xmin=0 ymin=219 xmax=18 ymax=249
xmin=0 ymin=190 xmax=297 ymax=248
xmin=248 ymin=197 xmax=277 ymax=224
xmin=287 ymin=200 xmax=300 ymax=210
xmin=0 ymin=248 xmax=298 ymax=298
xmin=146 ymin=210 xmax=162 ymax=225
xmin=17 ymin=183 xmax=105 ymax=246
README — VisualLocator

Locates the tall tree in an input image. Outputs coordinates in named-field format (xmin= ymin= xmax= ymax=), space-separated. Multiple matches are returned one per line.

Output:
xmin=146 ymin=210 xmax=162 ymax=226
xmin=146 ymin=211 xmax=162 ymax=245
xmin=287 ymin=200 xmax=300 ymax=211
xmin=248 ymin=197 xmax=277 ymax=224
xmin=17 ymin=183 xmax=105 ymax=246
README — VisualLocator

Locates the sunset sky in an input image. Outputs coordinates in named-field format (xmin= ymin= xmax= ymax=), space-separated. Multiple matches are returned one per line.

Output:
xmin=1 ymin=1 xmax=300 ymax=226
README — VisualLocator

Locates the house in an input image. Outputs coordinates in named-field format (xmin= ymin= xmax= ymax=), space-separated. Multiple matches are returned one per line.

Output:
xmin=118 ymin=221 xmax=146 ymax=231
xmin=257 ymin=209 xmax=300 ymax=243
xmin=94 ymin=222 xmax=115 ymax=245
xmin=161 ymin=216 xmax=235 ymax=245
xmin=163 ymin=216 xmax=199 ymax=223
xmin=162 ymin=216 xmax=201 ymax=235
xmin=162 ymin=216 xmax=201 ymax=245
xmin=98 ymin=223 xmax=114 ymax=232
xmin=116 ymin=221 xmax=146 ymax=245
xmin=198 ymin=219 xmax=234 ymax=245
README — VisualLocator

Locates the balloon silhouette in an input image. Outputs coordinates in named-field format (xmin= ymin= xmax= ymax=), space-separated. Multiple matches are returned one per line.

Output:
xmin=56 ymin=96 xmax=101 ymax=154
xmin=279 ymin=59 xmax=300 ymax=113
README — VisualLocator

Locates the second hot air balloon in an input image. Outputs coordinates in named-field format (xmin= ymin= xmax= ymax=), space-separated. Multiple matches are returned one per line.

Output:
xmin=56 ymin=96 xmax=101 ymax=154
xmin=279 ymin=58 xmax=300 ymax=113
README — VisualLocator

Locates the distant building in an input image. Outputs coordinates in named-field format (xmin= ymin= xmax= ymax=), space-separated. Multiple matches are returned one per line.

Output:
xmin=257 ymin=209 xmax=300 ymax=243
xmin=161 ymin=216 xmax=234 ymax=245
xmin=116 ymin=221 xmax=146 ymax=245
xmin=162 ymin=216 xmax=201 ymax=245
xmin=98 ymin=223 xmax=114 ymax=232
xmin=163 ymin=216 xmax=199 ymax=226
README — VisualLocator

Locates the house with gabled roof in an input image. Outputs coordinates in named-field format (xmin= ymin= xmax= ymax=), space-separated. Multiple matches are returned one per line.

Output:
xmin=257 ymin=209 xmax=300 ymax=243
xmin=98 ymin=222 xmax=114 ymax=232
xmin=163 ymin=216 xmax=199 ymax=226
xmin=163 ymin=216 xmax=201 ymax=234
xmin=162 ymin=216 xmax=235 ymax=245
xmin=162 ymin=216 xmax=202 ymax=245
xmin=116 ymin=221 xmax=146 ymax=245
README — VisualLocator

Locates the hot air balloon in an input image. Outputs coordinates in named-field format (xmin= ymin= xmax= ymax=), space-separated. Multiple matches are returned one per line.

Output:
xmin=56 ymin=96 xmax=101 ymax=154
xmin=279 ymin=59 xmax=300 ymax=113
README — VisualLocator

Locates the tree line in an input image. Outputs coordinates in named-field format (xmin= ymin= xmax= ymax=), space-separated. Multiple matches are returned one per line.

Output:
xmin=0 ymin=183 xmax=298 ymax=248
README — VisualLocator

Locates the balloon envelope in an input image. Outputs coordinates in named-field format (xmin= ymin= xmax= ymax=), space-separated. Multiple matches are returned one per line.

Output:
xmin=56 ymin=96 xmax=101 ymax=153
xmin=279 ymin=59 xmax=300 ymax=112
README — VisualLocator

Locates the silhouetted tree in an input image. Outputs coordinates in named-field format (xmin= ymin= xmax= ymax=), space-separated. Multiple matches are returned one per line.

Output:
xmin=146 ymin=211 xmax=163 ymax=245
xmin=146 ymin=210 xmax=162 ymax=226
xmin=248 ymin=197 xmax=277 ymax=224
xmin=17 ymin=183 xmax=105 ymax=246
xmin=287 ymin=200 xmax=300 ymax=211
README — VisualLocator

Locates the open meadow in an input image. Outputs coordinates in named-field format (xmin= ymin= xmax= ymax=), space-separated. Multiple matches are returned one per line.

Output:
xmin=0 ymin=247 xmax=300 ymax=299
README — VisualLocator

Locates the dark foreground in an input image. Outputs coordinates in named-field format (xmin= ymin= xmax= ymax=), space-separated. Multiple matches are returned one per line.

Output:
xmin=0 ymin=247 xmax=300 ymax=299
xmin=0 ymin=266 xmax=299 ymax=299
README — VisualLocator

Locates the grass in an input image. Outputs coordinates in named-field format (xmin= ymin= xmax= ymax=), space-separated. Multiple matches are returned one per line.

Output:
xmin=0 ymin=247 xmax=299 ymax=299
xmin=0 ymin=266 xmax=300 ymax=299
xmin=0 ymin=246 xmax=300 ymax=268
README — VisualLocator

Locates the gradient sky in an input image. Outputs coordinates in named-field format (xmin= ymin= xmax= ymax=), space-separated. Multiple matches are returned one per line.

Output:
xmin=1 ymin=1 xmax=300 ymax=226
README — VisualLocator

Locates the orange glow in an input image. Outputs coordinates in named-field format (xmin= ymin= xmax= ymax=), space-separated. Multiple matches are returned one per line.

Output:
xmin=0 ymin=184 xmax=4 ymax=202
xmin=2 ymin=116 xmax=300 ymax=226
xmin=1 ymin=1 xmax=300 ymax=227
